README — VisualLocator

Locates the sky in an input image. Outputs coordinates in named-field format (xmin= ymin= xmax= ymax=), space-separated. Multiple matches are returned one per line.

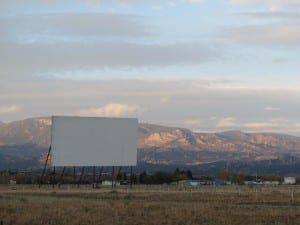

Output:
xmin=0 ymin=0 xmax=300 ymax=135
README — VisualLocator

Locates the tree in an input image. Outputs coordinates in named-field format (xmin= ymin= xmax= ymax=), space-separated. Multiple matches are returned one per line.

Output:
xmin=139 ymin=171 xmax=148 ymax=184
xmin=186 ymin=170 xmax=193 ymax=180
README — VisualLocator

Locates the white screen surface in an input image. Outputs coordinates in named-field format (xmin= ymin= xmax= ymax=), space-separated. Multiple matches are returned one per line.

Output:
xmin=51 ymin=116 xmax=138 ymax=167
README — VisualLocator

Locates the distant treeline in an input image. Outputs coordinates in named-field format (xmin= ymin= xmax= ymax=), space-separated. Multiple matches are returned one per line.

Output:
xmin=1 ymin=168 xmax=298 ymax=185
xmin=138 ymin=170 xmax=293 ymax=185
xmin=0 ymin=168 xmax=193 ymax=185
xmin=138 ymin=168 xmax=193 ymax=184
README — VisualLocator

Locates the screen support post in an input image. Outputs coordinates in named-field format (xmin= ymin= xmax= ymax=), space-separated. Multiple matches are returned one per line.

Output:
xmin=111 ymin=166 xmax=115 ymax=190
xmin=73 ymin=167 xmax=76 ymax=187
xmin=58 ymin=166 xmax=66 ymax=188
xmin=130 ymin=166 xmax=133 ymax=188
xmin=52 ymin=166 xmax=56 ymax=188
xmin=39 ymin=145 xmax=52 ymax=188
xmin=92 ymin=166 xmax=96 ymax=188
xmin=77 ymin=167 xmax=85 ymax=188
xmin=117 ymin=166 xmax=122 ymax=182
xmin=96 ymin=166 xmax=104 ymax=188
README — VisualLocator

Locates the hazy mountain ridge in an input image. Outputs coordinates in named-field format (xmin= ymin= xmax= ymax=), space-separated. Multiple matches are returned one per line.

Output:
xmin=0 ymin=117 xmax=51 ymax=147
xmin=1 ymin=117 xmax=300 ymax=174
xmin=138 ymin=123 xmax=300 ymax=164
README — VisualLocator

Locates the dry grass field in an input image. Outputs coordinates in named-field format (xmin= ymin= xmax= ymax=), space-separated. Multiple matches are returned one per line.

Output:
xmin=0 ymin=184 xmax=300 ymax=225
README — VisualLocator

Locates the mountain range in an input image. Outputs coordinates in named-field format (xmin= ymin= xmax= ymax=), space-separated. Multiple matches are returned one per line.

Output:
xmin=1 ymin=117 xmax=300 ymax=175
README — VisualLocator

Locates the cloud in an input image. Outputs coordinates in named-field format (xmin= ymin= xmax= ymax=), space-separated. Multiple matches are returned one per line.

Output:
xmin=147 ymin=119 xmax=204 ymax=132
xmin=243 ymin=122 xmax=278 ymax=129
xmin=216 ymin=117 xmax=238 ymax=128
xmin=242 ymin=118 xmax=292 ymax=131
xmin=0 ymin=41 xmax=215 ymax=79
xmin=295 ymin=123 xmax=300 ymax=131
xmin=160 ymin=97 xmax=170 ymax=104
xmin=0 ymin=13 xmax=148 ymax=42
xmin=0 ymin=0 xmax=111 ymax=13
xmin=174 ymin=119 xmax=204 ymax=131
xmin=229 ymin=0 xmax=300 ymax=8
xmin=187 ymin=0 xmax=206 ymax=4
xmin=214 ymin=117 xmax=299 ymax=133
xmin=0 ymin=9 xmax=218 ymax=79
xmin=264 ymin=107 xmax=280 ymax=111
xmin=77 ymin=103 xmax=144 ymax=117
xmin=0 ymin=0 xmax=207 ymax=13
xmin=215 ymin=117 xmax=293 ymax=132
xmin=223 ymin=24 xmax=300 ymax=45
xmin=1 ymin=79 xmax=300 ymax=136
xmin=0 ymin=105 xmax=20 ymax=113
xmin=241 ymin=11 xmax=300 ymax=20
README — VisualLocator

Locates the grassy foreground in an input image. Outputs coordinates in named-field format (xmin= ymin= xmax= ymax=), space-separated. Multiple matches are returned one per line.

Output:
xmin=0 ymin=185 xmax=300 ymax=225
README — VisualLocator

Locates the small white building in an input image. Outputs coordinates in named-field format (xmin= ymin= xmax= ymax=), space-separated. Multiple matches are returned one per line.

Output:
xmin=9 ymin=180 xmax=17 ymax=185
xmin=101 ymin=180 xmax=120 ymax=186
xmin=262 ymin=181 xmax=280 ymax=185
xmin=283 ymin=177 xmax=296 ymax=185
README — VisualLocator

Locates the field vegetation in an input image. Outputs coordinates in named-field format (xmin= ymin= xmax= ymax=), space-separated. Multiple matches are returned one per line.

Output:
xmin=0 ymin=184 xmax=300 ymax=225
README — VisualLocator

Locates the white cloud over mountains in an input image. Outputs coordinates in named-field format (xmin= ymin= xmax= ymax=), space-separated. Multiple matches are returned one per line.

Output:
xmin=216 ymin=117 xmax=237 ymax=128
xmin=77 ymin=103 xmax=143 ymax=117
xmin=214 ymin=117 xmax=300 ymax=133
xmin=0 ymin=105 xmax=20 ymax=114
xmin=1 ymin=79 xmax=300 ymax=136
